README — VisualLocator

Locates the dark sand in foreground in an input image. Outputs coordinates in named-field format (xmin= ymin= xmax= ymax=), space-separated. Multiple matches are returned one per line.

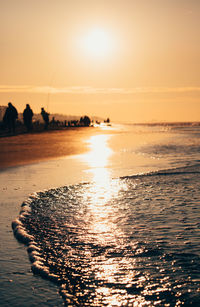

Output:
xmin=0 ymin=127 xmax=107 ymax=169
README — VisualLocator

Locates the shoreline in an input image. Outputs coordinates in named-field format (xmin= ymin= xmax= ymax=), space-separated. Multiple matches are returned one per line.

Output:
xmin=0 ymin=126 xmax=113 ymax=170
xmin=0 ymin=127 xmax=113 ymax=306
xmin=1 ymin=124 xmax=199 ymax=306
xmin=0 ymin=163 xmax=66 ymax=307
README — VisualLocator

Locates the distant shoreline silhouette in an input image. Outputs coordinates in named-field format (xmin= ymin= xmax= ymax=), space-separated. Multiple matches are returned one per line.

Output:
xmin=0 ymin=103 xmax=111 ymax=137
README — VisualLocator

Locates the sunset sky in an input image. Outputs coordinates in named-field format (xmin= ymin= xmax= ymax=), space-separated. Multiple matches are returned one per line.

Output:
xmin=0 ymin=0 xmax=200 ymax=122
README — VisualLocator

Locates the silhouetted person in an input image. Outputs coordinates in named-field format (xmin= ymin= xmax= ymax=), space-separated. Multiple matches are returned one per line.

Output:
xmin=23 ymin=104 xmax=34 ymax=132
xmin=41 ymin=107 xmax=49 ymax=130
xmin=3 ymin=102 xmax=18 ymax=133
xmin=80 ymin=115 xmax=91 ymax=126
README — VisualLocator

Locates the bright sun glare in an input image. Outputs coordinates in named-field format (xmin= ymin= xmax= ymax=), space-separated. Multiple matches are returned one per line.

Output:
xmin=82 ymin=28 xmax=112 ymax=57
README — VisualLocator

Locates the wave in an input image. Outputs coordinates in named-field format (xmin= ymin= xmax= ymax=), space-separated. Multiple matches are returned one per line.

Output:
xmin=120 ymin=163 xmax=200 ymax=180
xmin=12 ymin=196 xmax=61 ymax=284
xmin=12 ymin=162 xmax=200 ymax=305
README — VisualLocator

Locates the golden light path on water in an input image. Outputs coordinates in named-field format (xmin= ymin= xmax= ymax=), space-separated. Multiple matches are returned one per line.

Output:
xmin=80 ymin=134 xmax=145 ymax=305
xmin=81 ymin=134 xmax=120 ymax=243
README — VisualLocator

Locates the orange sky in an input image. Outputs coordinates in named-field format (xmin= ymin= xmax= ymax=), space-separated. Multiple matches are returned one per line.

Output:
xmin=0 ymin=0 xmax=200 ymax=122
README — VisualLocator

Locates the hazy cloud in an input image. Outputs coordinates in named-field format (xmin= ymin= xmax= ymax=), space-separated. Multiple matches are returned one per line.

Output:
xmin=0 ymin=85 xmax=200 ymax=94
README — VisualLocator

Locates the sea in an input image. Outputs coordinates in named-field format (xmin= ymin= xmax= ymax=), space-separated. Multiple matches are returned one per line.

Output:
xmin=12 ymin=123 xmax=200 ymax=306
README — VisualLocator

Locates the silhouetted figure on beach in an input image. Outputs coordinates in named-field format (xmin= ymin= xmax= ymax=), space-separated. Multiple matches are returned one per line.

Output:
xmin=3 ymin=102 xmax=18 ymax=133
xmin=23 ymin=104 xmax=34 ymax=132
xmin=41 ymin=107 xmax=49 ymax=130
xmin=80 ymin=116 xmax=91 ymax=127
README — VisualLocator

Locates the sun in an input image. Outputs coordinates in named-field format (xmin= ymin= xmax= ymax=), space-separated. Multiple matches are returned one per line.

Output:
xmin=82 ymin=28 xmax=113 ymax=58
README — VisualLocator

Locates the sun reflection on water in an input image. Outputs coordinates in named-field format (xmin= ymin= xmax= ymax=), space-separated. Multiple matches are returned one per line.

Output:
xmin=82 ymin=134 xmax=115 ymax=189
xmin=80 ymin=134 xmax=138 ymax=305
xmin=77 ymin=135 xmax=153 ymax=305
xmin=81 ymin=134 xmax=122 ymax=242
xmin=83 ymin=134 xmax=112 ymax=168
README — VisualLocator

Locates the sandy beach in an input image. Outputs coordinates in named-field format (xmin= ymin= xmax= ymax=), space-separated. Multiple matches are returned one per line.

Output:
xmin=0 ymin=126 xmax=115 ymax=306
xmin=1 ymin=124 xmax=199 ymax=306
xmin=0 ymin=127 xmax=109 ymax=169
xmin=1 ymin=0 xmax=199 ymax=304
xmin=0 ymin=124 xmax=167 ymax=306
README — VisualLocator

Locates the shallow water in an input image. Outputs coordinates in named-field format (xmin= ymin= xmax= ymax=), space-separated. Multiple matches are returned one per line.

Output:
xmin=12 ymin=124 xmax=200 ymax=306
xmin=13 ymin=164 xmax=200 ymax=306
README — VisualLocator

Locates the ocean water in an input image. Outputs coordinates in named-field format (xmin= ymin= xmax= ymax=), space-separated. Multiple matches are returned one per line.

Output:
xmin=13 ymin=124 xmax=200 ymax=306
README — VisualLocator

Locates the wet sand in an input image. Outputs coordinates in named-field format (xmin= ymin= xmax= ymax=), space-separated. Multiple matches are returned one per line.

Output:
xmin=0 ymin=124 xmax=168 ymax=306
xmin=0 ymin=126 xmax=115 ymax=306
xmin=0 ymin=127 xmax=106 ymax=169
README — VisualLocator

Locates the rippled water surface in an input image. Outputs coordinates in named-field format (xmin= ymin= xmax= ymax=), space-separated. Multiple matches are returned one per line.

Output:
xmin=15 ymin=167 xmax=200 ymax=306
xmin=13 ymin=124 xmax=200 ymax=306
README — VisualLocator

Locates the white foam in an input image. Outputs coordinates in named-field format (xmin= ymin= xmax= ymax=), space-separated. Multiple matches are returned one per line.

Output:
xmin=27 ymin=243 xmax=41 ymax=253
xmin=12 ymin=200 xmax=34 ymax=245
xmin=13 ymin=225 xmax=34 ymax=244
xmin=28 ymin=250 xmax=44 ymax=263
xmin=31 ymin=261 xmax=50 ymax=279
